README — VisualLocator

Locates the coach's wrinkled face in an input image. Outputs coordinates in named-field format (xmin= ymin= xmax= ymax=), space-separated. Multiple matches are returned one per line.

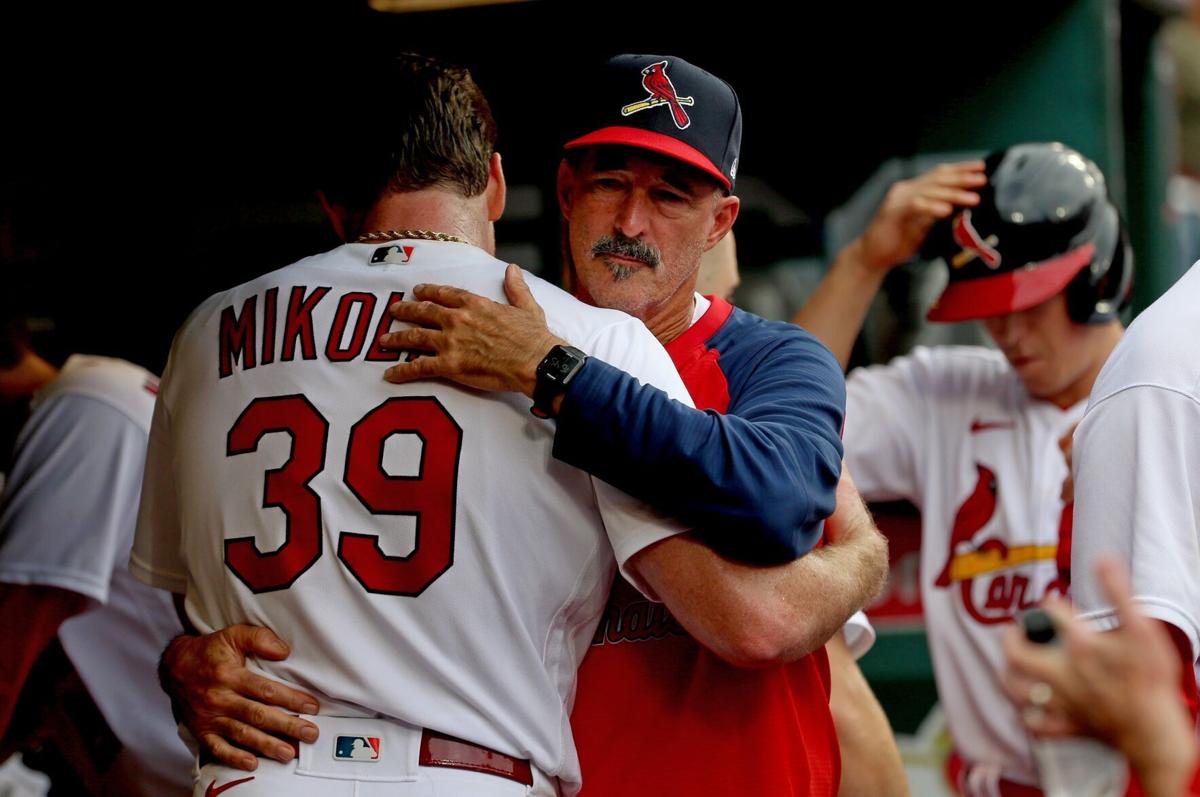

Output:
xmin=557 ymin=146 xmax=737 ymax=323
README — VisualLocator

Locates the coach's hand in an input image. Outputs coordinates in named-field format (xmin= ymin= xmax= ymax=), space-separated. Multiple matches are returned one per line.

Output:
xmin=160 ymin=625 xmax=321 ymax=771
xmin=380 ymin=265 xmax=567 ymax=397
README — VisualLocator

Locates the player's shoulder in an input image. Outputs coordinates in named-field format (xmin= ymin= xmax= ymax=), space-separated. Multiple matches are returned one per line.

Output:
xmin=1090 ymin=263 xmax=1200 ymax=406
xmin=167 ymin=244 xmax=362 ymax=349
xmin=35 ymin=355 xmax=159 ymax=430
xmin=523 ymin=272 xmax=659 ymax=350
xmin=184 ymin=245 xmax=362 ymax=313
xmin=851 ymin=345 xmax=1017 ymax=399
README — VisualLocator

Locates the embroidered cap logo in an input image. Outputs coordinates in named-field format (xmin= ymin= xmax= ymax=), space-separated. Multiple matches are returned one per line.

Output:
xmin=620 ymin=60 xmax=694 ymax=130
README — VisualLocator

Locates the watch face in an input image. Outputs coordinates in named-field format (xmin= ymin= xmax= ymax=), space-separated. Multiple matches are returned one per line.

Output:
xmin=541 ymin=347 xmax=584 ymax=383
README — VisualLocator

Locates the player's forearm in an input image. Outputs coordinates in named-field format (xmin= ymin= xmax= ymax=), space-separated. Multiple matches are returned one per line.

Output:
xmin=556 ymin=358 xmax=843 ymax=562
xmin=827 ymin=635 xmax=910 ymax=797
xmin=1122 ymin=710 xmax=1198 ymax=797
xmin=791 ymin=239 xmax=888 ymax=371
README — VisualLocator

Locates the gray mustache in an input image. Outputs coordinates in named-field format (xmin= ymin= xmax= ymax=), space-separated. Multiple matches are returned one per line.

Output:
xmin=591 ymin=234 xmax=662 ymax=268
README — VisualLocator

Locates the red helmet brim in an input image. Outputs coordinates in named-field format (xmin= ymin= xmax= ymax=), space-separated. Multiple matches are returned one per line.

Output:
xmin=927 ymin=243 xmax=1096 ymax=323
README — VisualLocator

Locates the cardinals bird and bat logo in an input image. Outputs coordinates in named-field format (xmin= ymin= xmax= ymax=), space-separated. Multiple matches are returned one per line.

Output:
xmin=950 ymin=209 xmax=1002 ymax=269
xmin=620 ymin=60 xmax=694 ymax=130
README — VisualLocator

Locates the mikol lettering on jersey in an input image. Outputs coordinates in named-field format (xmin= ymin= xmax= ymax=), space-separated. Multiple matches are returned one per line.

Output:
xmin=218 ymin=288 xmax=412 ymax=378
xmin=933 ymin=463 xmax=1069 ymax=625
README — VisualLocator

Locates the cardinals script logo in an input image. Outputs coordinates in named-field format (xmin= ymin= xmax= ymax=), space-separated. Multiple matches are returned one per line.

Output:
xmin=620 ymin=61 xmax=694 ymax=130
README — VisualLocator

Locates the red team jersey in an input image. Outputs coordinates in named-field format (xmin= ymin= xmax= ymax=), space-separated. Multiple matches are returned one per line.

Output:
xmin=570 ymin=297 xmax=841 ymax=797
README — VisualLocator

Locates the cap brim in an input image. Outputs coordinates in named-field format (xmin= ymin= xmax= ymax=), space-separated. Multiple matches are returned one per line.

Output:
xmin=926 ymin=243 xmax=1096 ymax=323
xmin=564 ymin=126 xmax=731 ymax=190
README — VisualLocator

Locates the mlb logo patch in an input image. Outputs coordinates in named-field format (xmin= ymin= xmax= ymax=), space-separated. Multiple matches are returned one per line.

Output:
xmin=371 ymin=245 xmax=415 ymax=265
xmin=334 ymin=735 xmax=381 ymax=762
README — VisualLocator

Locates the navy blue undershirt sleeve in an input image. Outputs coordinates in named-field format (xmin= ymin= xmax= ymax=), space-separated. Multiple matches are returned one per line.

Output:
xmin=553 ymin=323 xmax=845 ymax=563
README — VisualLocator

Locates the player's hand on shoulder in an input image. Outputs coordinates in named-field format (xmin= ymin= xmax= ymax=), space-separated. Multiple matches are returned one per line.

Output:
xmin=858 ymin=160 xmax=986 ymax=273
xmin=380 ymin=264 xmax=566 ymax=397
xmin=160 ymin=624 xmax=321 ymax=771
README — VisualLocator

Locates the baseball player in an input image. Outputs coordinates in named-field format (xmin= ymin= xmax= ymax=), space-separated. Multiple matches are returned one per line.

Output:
xmin=0 ymin=336 xmax=191 ymax=795
xmin=152 ymin=54 xmax=891 ymax=797
xmin=133 ymin=54 xmax=882 ymax=797
xmin=1066 ymin=254 xmax=1200 ymax=784
xmin=792 ymin=142 xmax=1134 ymax=796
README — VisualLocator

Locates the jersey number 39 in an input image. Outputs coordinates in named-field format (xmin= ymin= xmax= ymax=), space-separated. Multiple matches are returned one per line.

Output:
xmin=225 ymin=394 xmax=463 ymax=596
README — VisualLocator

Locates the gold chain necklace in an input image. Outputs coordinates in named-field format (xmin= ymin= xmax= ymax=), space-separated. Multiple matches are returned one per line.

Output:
xmin=355 ymin=229 xmax=468 ymax=244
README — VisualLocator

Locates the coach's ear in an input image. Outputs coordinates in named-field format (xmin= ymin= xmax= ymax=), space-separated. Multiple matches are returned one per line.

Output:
xmin=556 ymin=158 xmax=577 ymax=219
xmin=485 ymin=152 xmax=506 ymax=223
xmin=705 ymin=194 xmax=740 ymax=252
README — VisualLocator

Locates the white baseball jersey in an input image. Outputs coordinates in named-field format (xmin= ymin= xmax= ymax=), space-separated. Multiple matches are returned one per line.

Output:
xmin=130 ymin=240 xmax=695 ymax=794
xmin=844 ymin=345 xmax=1083 ymax=787
xmin=0 ymin=355 xmax=191 ymax=797
xmin=1073 ymin=261 xmax=1200 ymax=681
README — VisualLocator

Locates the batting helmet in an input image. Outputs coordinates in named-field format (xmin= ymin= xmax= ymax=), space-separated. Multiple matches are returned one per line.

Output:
xmin=924 ymin=142 xmax=1133 ymax=324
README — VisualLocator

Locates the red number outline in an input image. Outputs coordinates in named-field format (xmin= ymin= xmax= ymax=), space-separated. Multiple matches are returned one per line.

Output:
xmin=225 ymin=395 xmax=329 ymax=593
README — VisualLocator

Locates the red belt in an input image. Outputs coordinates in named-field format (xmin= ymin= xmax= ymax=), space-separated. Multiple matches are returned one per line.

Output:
xmin=419 ymin=728 xmax=533 ymax=786
xmin=947 ymin=751 xmax=1043 ymax=797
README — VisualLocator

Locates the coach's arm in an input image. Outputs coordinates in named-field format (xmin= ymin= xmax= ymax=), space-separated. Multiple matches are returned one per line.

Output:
xmin=631 ymin=463 xmax=888 ymax=668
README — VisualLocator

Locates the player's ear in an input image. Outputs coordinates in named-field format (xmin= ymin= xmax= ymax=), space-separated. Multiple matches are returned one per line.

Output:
xmin=316 ymin=190 xmax=349 ymax=242
xmin=556 ymin=159 xmax=577 ymax=219
xmin=485 ymin=152 xmax=506 ymax=223
xmin=705 ymin=194 xmax=740 ymax=251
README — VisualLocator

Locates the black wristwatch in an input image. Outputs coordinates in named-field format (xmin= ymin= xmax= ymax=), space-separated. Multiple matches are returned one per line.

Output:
xmin=531 ymin=345 xmax=588 ymax=418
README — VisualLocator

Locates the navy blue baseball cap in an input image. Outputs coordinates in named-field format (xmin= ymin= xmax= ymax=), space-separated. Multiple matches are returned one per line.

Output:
xmin=563 ymin=54 xmax=743 ymax=192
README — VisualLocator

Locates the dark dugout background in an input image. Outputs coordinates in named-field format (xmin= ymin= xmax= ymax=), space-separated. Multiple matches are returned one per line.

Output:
xmin=1 ymin=0 xmax=1094 ymax=374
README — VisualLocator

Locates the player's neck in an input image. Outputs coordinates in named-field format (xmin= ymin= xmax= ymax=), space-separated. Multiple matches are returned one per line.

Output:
xmin=1045 ymin=321 xmax=1126 ymax=409
xmin=359 ymin=189 xmax=492 ymax=254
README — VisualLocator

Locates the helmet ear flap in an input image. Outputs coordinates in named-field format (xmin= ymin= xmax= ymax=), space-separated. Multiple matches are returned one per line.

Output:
xmin=1065 ymin=264 xmax=1101 ymax=324
xmin=1065 ymin=214 xmax=1134 ymax=324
